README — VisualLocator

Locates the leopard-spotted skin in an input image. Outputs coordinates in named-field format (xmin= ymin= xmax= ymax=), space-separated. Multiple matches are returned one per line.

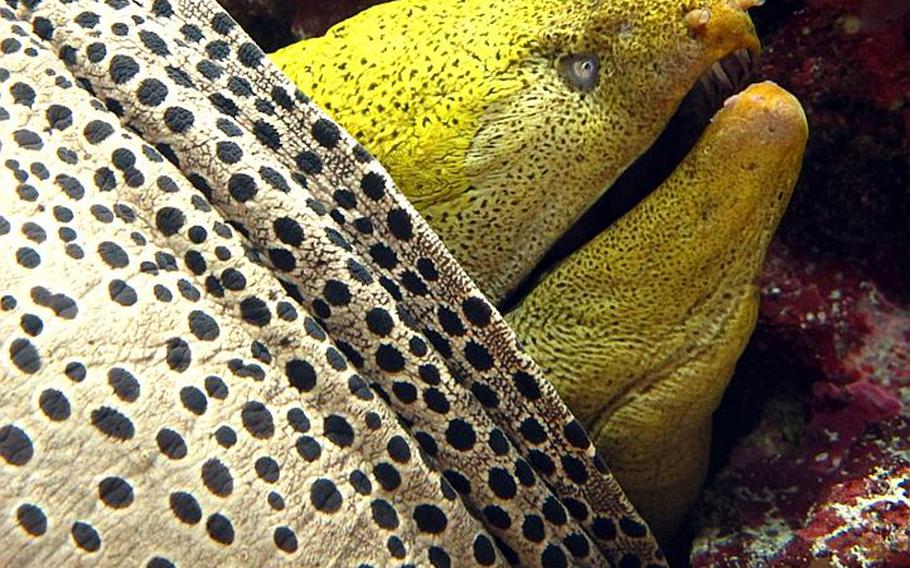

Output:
xmin=0 ymin=1 xmax=663 ymax=566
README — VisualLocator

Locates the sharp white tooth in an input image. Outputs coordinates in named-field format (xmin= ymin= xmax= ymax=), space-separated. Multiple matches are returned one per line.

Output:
xmin=712 ymin=61 xmax=734 ymax=90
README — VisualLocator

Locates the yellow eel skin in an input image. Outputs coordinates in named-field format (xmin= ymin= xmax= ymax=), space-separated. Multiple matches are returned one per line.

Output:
xmin=272 ymin=0 xmax=760 ymax=303
xmin=508 ymin=81 xmax=807 ymax=539
xmin=272 ymin=0 xmax=807 ymax=541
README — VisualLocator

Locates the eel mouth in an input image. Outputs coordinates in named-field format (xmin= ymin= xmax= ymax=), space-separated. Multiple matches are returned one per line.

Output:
xmin=499 ymin=48 xmax=759 ymax=313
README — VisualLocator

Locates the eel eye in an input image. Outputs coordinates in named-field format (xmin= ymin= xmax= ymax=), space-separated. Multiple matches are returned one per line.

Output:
xmin=559 ymin=54 xmax=599 ymax=92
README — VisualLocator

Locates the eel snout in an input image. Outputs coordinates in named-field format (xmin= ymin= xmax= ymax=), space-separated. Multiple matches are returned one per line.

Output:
xmin=506 ymin=80 xmax=808 ymax=543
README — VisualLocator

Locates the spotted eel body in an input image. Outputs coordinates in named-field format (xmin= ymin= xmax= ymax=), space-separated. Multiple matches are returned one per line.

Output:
xmin=0 ymin=1 xmax=663 ymax=566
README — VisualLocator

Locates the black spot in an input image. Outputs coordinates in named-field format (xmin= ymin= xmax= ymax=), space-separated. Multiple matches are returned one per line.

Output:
xmin=619 ymin=516 xmax=649 ymax=538
xmin=221 ymin=268 xmax=246 ymax=291
xmin=188 ymin=310 xmax=220 ymax=341
xmin=488 ymin=428 xmax=510 ymax=456
xmin=563 ymin=420 xmax=590 ymax=449
xmin=311 ymin=118 xmax=340 ymax=148
xmin=98 ymin=476 xmax=133 ymax=509
xmin=215 ymin=426 xmax=237 ymax=448
xmin=323 ymin=280 xmax=351 ymax=306
xmin=268 ymin=491 xmax=285 ymax=510
xmin=386 ymin=208 xmax=413 ymax=241
xmin=55 ymin=174 xmax=84 ymax=199
xmin=16 ymin=503 xmax=46 ymax=536
xmin=392 ymin=381 xmax=417 ymax=404
xmin=445 ymin=419 xmax=476 ymax=451
xmin=109 ymin=54 xmax=139 ymax=84
xmin=108 ymin=279 xmax=137 ymax=306
xmin=592 ymin=516 xmax=617 ymax=540
xmin=0 ymin=425 xmax=33 ymax=465
xmin=295 ymin=435 xmax=321 ymax=462
xmin=71 ymin=521 xmax=101 ymax=552
xmin=413 ymin=504 xmax=447 ymax=534
xmin=564 ymin=533 xmax=591 ymax=558
xmin=423 ymin=388 xmax=450 ymax=414
xmin=255 ymin=456 xmax=280 ymax=483
xmin=38 ymin=389 xmax=70 ymax=421
xmin=471 ymin=382 xmax=499 ymax=408
xmin=273 ymin=526 xmax=298 ymax=553
xmin=520 ymin=417 xmax=547 ymax=445
xmin=64 ymin=361 xmax=86 ymax=382
xmin=387 ymin=535 xmax=406 ymax=558
xmin=201 ymin=459 xmax=233 ymax=496
xmin=563 ymin=497 xmax=589 ymax=522
xmin=164 ymin=106 xmax=194 ymax=133
xmin=147 ymin=558 xmax=175 ymax=568
xmin=375 ymin=344 xmax=405 ymax=373
xmin=97 ymin=241 xmax=129 ymax=269
xmin=513 ymin=370 xmax=541 ymax=400
xmin=156 ymin=428 xmax=187 ymax=459
xmin=561 ymin=455 xmax=589 ymax=484
xmin=9 ymin=338 xmax=40 ymax=373
xmin=13 ymin=129 xmax=42 ymax=151
xmin=386 ymin=435 xmax=411 ymax=463
xmin=294 ymin=150 xmax=322 ymax=174
xmin=180 ymin=386 xmax=207 ymax=415
xmin=91 ymin=407 xmax=134 ymax=440
xmin=464 ymin=341 xmax=494 ymax=371
xmin=370 ymin=499 xmax=398 ymax=529
xmin=46 ymin=104 xmax=72 ymax=130
xmin=488 ymin=468 xmax=517 ymax=499
xmin=237 ymin=42 xmax=263 ymax=67
xmin=11 ymin=82 xmax=36 ymax=107
xmin=429 ymin=546 xmax=451 ymax=568
xmin=310 ymin=478 xmax=342 ymax=513
xmin=139 ymin=30 xmax=170 ymax=56
xmin=372 ymin=462 xmax=401 ymax=491
xmin=541 ymin=544 xmax=568 ymax=568
xmin=241 ymin=401 xmax=274 ymax=438
xmin=152 ymin=0 xmax=174 ymax=16
xmin=239 ymin=297 xmax=271 ymax=327
xmin=206 ymin=513 xmax=234 ymax=545
xmin=227 ymin=172 xmax=257 ymax=202
xmin=169 ymin=492 xmax=201 ymax=524
xmin=360 ymin=172 xmax=386 ymax=200
xmin=253 ymin=119 xmax=281 ymax=149
xmin=473 ymin=534 xmax=497 ymax=565
xmin=528 ymin=449 xmax=556 ymax=476
xmin=483 ymin=505 xmax=512 ymax=530
xmin=165 ymin=337 xmax=191 ymax=372
xmin=366 ymin=308 xmax=393 ymax=336
xmin=107 ymin=367 xmax=140 ymax=402
xmin=324 ymin=415 xmax=354 ymax=447
xmin=205 ymin=375 xmax=228 ymax=399
xmin=286 ymin=359 xmax=316 ymax=393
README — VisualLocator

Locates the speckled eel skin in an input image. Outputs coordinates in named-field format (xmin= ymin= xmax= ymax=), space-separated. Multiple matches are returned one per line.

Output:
xmin=0 ymin=0 xmax=805 ymax=566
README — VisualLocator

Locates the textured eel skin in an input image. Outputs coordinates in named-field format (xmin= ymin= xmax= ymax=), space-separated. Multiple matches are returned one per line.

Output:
xmin=0 ymin=1 xmax=666 ymax=567
xmin=508 ymin=82 xmax=808 ymax=539
xmin=272 ymin=0 xmax=760 ymax=303
xmin=273 ymin=0 xmax=805 ymax=541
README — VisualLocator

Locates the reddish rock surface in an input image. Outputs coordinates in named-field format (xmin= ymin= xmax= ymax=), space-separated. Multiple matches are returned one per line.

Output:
xmin=692 ymin=0 xmax=910 ymax=565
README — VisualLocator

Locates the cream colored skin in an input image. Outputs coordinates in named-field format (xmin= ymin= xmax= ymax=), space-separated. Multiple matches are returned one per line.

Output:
xmin=273 ymin=0 xmax=759 ymax=302
xmin=507 ymin=82 xmax=808 ymax=539
xmin=273 ymin=0 xmax=807 ymax=542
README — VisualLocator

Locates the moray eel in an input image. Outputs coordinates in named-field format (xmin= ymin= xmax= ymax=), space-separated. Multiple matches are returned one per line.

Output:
xmin=274 ymin=0 xmax=807 ymax=541
xmin=509 ymin=82 xmax=807 ymax=538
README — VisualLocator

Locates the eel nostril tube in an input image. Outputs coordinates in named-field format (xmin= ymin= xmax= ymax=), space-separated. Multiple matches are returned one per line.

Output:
xmin=685 ymin=8 xmax=712 ymax=32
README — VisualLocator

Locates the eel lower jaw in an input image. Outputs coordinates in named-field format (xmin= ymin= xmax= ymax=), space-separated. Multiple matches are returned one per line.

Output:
xmin=499 ymin=47 xmax=760 ymax=315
